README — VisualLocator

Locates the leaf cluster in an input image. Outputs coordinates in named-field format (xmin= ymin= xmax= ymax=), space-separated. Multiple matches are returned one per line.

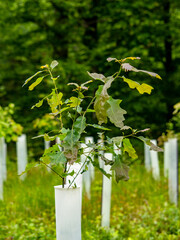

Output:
xmin=158 ymin=102 xmax=180 ymax=144
xmin=23 ymin=57 xmax=162 ymax=184
xmin=0 ymin=103 xmax=23 ymax=142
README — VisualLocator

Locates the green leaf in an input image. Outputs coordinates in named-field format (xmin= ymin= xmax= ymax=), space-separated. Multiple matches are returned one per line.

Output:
xmin=62 ymin=170 xmax=75 ymax=178
xmin=122 ymin=77 xmax=154 ymax=94
xmin=87 ymin=124 xmax=111 ymax=131
xmin=31 ymin=99 xmax=44 ymax=109
xmin=0 ymin=121 xmax=8 ymax=127
xmin=102 ymin=76 xmax=115 ymax=93
xmin=47 ymin=91 xmax=63 ymax=113
xmin=136 ymin=136 xmax=163 ymax=152
xmin=31 ymin=134 xmax=44 ymax=139
xmin=77 ymin=106 xmax=82 ymax=114
xmin=57 ymin=128 xmax=68 ymax=141
xmin=111 ymin=155 xmax=129 ymax=182
xmin=81 ymin=80 xmax=93 ymax=87
xmin=92 ymin=159 xmax=112 ymax=178
xmin=78 ymin=92 xmax=84 ymax=99
xmin=94 ymin=86 xmax=109 ymax=125
xmin=101 ymin=154 xmax=114 ymax=165
xmin=50 ymin=60 xmax=58 ymax=70
xmin=68 ymin=82 xmax=79 ymax=87
xmin=137 ymin=83 xmax=154 ymax=94
xmin=121 ymin=125 xmax=132 ymax=130
xmin=22 ymin=71 xmax=44 ymax=87
xmin=44 ymin=133 xmax=57 ymax=141
xmin=94 ymin=76 xmax=115 ymax=125
xmin=69 ymin=97 xmax=81 ymax=107
xmin=74 ymin=116 xmax=86 ymax=135
xmin=139 ymin=83 xmax=153 ymax=94
xmin=107 ymin=57 xmax=140 ymax=63
xmin=87 ymin=72 xmax=106 ymax=82
xmin=107 ymin=57 xmax=117 ymax=62
xmin=123 ymin=138 xmax=138 ymax=159
xmin=173 ymin=102 xmax=180 ymax=114
xmin=41 ymin=144 xmax=67 ymax=165
xmin=19 ymin=161 xmax=40 ymax=176
xmin=62 ymin=123 xmax=83 ymax=164
xmin=112 ymin=136 xmax=124 ymax=146
xmin=86 ymin=109 xmax=95 ymax=113
xmin=52 ymin=77 xmax=59 ymax=81
xmin=58 ymin=107 xmax=71 ymax=114
xmin=122 ymin=57 xmax=141 ymax=62
xmin=122 ymin=63 xmax=162 ymax=79
xmin=136 ymin=128 xmax=150 ymax=133
xmin=107 ymin=97 xmax=127 ymax=128
xmin=63 ymin=144 xmax=79 ymax=164
xmin=48 ymin=151 xmax=67 ymax=164
xmin=29 ymin=76 xmax=45 ymax=91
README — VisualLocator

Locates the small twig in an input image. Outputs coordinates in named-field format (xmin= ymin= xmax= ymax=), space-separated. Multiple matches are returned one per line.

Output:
xmin=68 ymin=148 xmax=94 ymax=189
xmin=40 ymin=160 xmax=63 ymax=179
xmin=62 ymin=162 xmax=67 ymax=188
xmin=68 ymin=160 xmax=87 ymax=189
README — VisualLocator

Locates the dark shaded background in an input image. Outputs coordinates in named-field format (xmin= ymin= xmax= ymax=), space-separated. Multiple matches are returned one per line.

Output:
xmin=0 ymin=0 xmax=179 ymax=157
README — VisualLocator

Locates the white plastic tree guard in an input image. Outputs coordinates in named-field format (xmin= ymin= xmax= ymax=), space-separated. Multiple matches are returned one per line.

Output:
xmin=101 ymin=153 xmax=112 ymax=228
xmin=0 ymin=137 xmax=4 ymax=200
xmin=0 ymin=137 xmax=7 ymax=181
xmin=113 ymin=142 xmax=122 ymax=179
xmin=56 ymin=137 xmax=62 ymax=151
xmin=54 ymin=186 xmax=81 ymax=240
xmin=66 ymin=163 xmax=83 ymax=210
xmin=16 ymin=134 xmax=28 ymax=180
xmin=98 ymin=139 xmax=104 ymax=169
xmin=164 ymin=141 xmax=170 ymax=177
xmin=66 ymin=163 xmax=82 ymax=188
xmin=85 ymin=137 xmax=95 ymax=180
xmin=113 ymin=142 xmax=121 ymax=155
xmin=144 ymin=143 xmax=151 ymax=172
xmin=81 ymin=143 xmax=91 ymax=199
xmin=3 ymin=141 xmax=7 ymax=181
xmin=44 ymin=139 xmax=51 ymax=171
xmin=44 ymin=139 xmax=50 ymax=150
xmin=150 ymin=139 xmax=160 ymax=180
xmin=168 ymin=138 xmax=178 ymax=206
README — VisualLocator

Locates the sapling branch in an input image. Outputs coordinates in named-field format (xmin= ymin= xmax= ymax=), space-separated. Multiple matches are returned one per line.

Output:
xmin=83 ymin=96 xmax=96 ymax=118
xmin=48 ymin=67 xmax=63 ymax=129
xmin=72 ymin=89 xmax=81 ymax=125
xmin=40 ymin=159 xmax=63 ymax=179
xmin=68 ymin=146 xmax=95 ymax=188
xmin=68 ymin=158 xmax=87 ymax=189
xmin=114 ymin=65 xmax=122 ymax=81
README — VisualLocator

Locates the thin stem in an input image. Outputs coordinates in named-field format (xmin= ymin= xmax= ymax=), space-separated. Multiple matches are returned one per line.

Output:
xmin=114 ymin=65 xmax=122 ymax=81
xmin=62 ymin=161 xmax=67 ymax=188
xmin=68 ymin=148 xmax=94 ymax=189
xmin=40 ymin=160 xmax=63 ymax=179
xmin=48 ymin=67 xmax=63 ymax=129
xmin=83 ymin=96 xmax=96 ymax=118
xmin=68 ymin=160 xmax=86 ymax=189
xmin=112 ymin=72 xmax=118 ymax=77
xmin=73 ymin=89 xmax=82 ymax=122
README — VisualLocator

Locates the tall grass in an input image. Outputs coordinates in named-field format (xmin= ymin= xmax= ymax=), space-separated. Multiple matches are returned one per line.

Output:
xmin=0 ymin=159 xmax=179 ymax=239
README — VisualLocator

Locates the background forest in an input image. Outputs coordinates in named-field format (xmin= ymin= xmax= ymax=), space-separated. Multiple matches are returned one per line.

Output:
xmin=0 ymin=0 xmax=180 ymax=146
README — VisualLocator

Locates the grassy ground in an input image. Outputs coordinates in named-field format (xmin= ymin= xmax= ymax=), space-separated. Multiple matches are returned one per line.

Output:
xmin=0 ymin=159 xmax=180 ymax=240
